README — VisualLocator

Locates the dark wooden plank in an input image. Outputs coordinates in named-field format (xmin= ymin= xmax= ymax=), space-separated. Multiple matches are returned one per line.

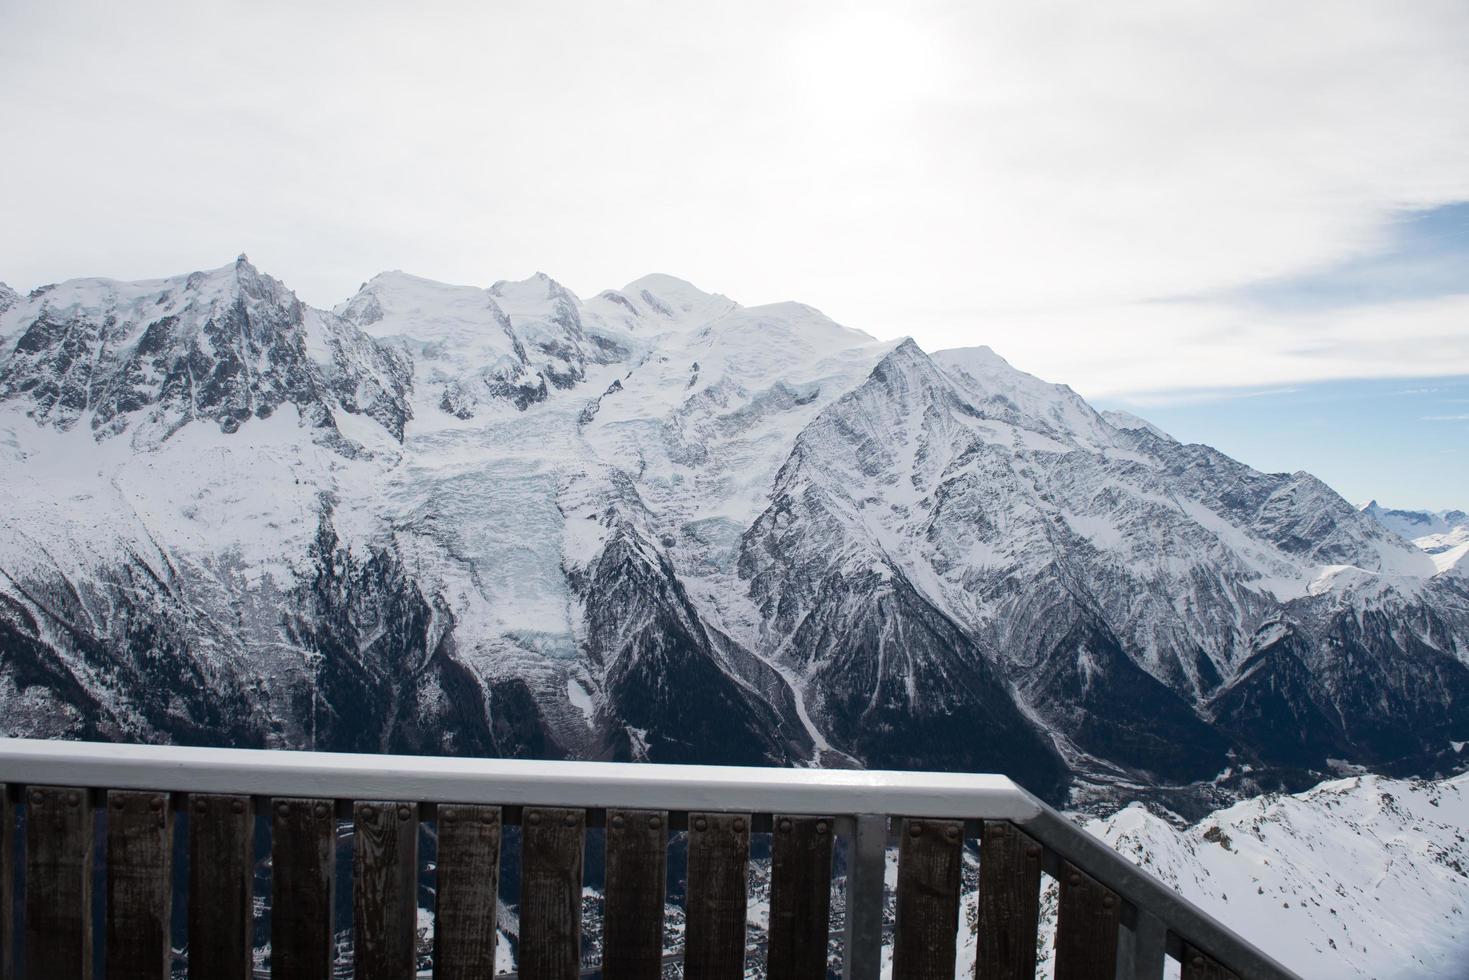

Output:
xmin=519 ymin=806 xmax=585 ymax=980
xmin=270 ymin=797 xmax=336 ymax=980
xmin=2 ymin=785 xmax=13 ymax=980
xmin=354 ymin=801 xmax=419 ymax=980
xmin=683 ymin=811 xmax=750 ymax=980
xmin=892 ymin=818 xmax=964 ymax=980
xmin=1181 ymin=944 xmax=1240 ymax=980
xmin=106 ymin=790 xmax=174 ymax=980
xmin=434 ymin=804 xmax=501 ymax=980
xmin=976 ymin=821 xmax=1043 ymax=980
xmin=1055 ymin=862 xmax=1121 ymax=980
xmin=188 ymin=794 xmax=254 ymax=980
xmin=766 ymin=815 xmax=833 ymax=980
xmin=601 ymin=808 xmax=667 ymax=980
xmin=23 ymin=785 xmax=94 ymax=980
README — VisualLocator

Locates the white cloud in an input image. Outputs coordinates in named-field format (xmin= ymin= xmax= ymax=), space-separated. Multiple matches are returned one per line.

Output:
xmin=1 ymin=0 xmax=1466 ymax=395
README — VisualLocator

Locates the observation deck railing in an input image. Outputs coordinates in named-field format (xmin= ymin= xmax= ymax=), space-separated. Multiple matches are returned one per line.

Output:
xmin=0 ymin=737 xmax=1297 ymax=980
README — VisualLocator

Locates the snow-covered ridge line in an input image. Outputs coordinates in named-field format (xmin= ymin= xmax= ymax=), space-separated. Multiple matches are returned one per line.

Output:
xmin=0 ymin=255 xmax=1466 ymax=822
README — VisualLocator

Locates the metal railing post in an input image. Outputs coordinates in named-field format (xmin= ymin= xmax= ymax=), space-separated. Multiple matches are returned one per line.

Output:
xmin=843 ymin=814 xmax=887 ymax=980
xmin=1117 ymin=907 xmax=1167 ymax=980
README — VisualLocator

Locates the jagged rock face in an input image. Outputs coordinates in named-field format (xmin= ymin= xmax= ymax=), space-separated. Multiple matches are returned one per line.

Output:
xmin=1 ymin=259 xmax=1466 ymax=807
xmin=0 ymin=256 xmax=411 ymax=449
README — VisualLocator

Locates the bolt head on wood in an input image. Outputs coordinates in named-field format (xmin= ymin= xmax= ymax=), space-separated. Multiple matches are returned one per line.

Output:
xmin=195 ymin=799 xmax=209 ymax=813
xmin=648 ymin=815 xmax=662 ymax=829
xmin=150 ymin=795 xmax=164 ymax=811
xmin=777 ymin=817 xmax=792 ymax=833
xmin=398 ymin=804 xmax=412 ymax=820
xmin=1069 ymin=873 xmax=1082 ymax=886
xmin=276 ymin=802 xmax=290 ymax=817
xmin=733 ymin=817 xmax=746 ymax=832
xmin=443 ymin=808 xmax=457 ymax=822
xmin=113 ymin=797 xmax=126 ymax=810
xmin=611 ymin=814 xmax=625 ymax=829
xmin=66 ymin=791 xmax=81 ymax=806
xmin=232 ymin=799 xmax=246 ymax=814
xmin=30 ymin=789 xmax=43 ymax=804
xmin=528 ymin=810 xmax=542 ymax=826
xmin=909 ymin=822 xmax=923 ymax=837
xmin=1103 ymin=895 xmax=1115 ymax=909
xmin=563 ymin=812 xmax=577 ymax=827
xmin=1026 ymin=845 xmax=1041 ymax=858
xmin=362 ymin=804 xmax=376 ymax=818
xmin=694 ymin=816 xmax=708 ymax=832
xmin=945 ymin=825 xmax=959 ymax=841
xmin=313 ymin=802 xmax=329 ymax=818
xmin=816 ymin=820 xmax=829 ymax=834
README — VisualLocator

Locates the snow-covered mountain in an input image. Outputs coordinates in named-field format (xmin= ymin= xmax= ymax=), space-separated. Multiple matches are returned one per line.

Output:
xmin=1 ymin=259 xmax=1466 ymax=808
xmin=1361 ymin=500 xmax=1469 ymax=581
xmin=1031 ymin=772 xmax=1469 ymax=979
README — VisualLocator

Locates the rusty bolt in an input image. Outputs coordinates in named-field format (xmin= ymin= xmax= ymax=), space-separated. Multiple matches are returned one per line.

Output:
xmin=313 ymin=802 xmax=329 ymax=819
xmin=777 ymin=818 xmax=793 ymax=833
xmin=816 ymin=820 xmax=829 ymax=835
xmin=150 ymin=796 xmax=164 ymax=812
xmin=694 ymin=816 xmax=708 ymax=832
xmin=733 ymin=817 xmax=746 ymax=833
xmin=909 ymin=822 xmax=923 ymax=838
xmin=648 ymin=815 xmax=662 ymax=830
xmin=1026 ymin=845 xmax=1041 ymax=859
xmin=611 ymin=814 xmax=626 ymax=830
xmin=232 ymin=799 xmax=246 ymax=815
xmin=528 ymin=810 xmax=542 ymax=826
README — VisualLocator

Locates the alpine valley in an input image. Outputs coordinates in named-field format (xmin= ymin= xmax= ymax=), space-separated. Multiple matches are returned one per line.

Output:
xmin=1 ymin=257 xmax=1466 ymax=816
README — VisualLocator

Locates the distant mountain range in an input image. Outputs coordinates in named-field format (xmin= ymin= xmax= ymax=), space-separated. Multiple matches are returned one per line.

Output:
xmin=1 ymin=258 xmax=1466 ymax=811
xmin=1361 ymin=500 xmax=1469 ymax=562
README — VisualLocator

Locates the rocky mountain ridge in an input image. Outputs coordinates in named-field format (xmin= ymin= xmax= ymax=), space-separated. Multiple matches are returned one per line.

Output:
xmin=1 ymin=258 xmax=1466 ymax=810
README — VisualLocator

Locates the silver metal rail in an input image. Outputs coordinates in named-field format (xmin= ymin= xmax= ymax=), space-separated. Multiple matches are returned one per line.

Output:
xmin=0 ymin=737 xmax=1300 ymax=980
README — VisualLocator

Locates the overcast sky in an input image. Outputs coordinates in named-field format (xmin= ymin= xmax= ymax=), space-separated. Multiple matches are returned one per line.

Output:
xmin=2 ymin=0 xmax=1467 ymax=481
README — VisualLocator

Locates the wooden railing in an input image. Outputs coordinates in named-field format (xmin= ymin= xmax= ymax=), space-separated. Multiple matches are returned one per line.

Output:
xmin=0 ymin=738 xmax=1298 ymax=980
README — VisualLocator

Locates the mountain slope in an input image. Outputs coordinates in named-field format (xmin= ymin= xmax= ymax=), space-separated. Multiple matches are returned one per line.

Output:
xmin=1 ymin=258 xmax=1466 ymax=809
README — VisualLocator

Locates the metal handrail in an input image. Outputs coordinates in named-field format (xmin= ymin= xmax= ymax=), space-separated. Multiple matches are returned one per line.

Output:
xmin=0 ymin=737 xmax=1300 ymax=980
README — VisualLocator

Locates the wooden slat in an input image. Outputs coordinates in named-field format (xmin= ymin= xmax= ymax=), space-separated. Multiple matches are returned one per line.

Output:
xmin=2 ymin=785 xmax=13 ymax=980
xmin=892 ymin=818 xmax=964 ymax=980
xmin=188 ymin=794 xmax=254 ymax=980
xmin=1181 ymin=944 xmax=1240 ymax=980
xmin=270 ymin=797 xmax=336 ymax=980
xmin=106 ymin=790 xmax=174 ymax=980
xmin=766 ymin=815 xmax=834 ymax=980
xmin=434 ymin=804 xmax=501 ymax=980
xmin=354 ymin=801 xmax=419 ymax=980
xmin=683 ymin=811 xmax=750 ymax=980
xmin=519 ymin=806 xmax=585 ymax=980
xmin=601 ymin=808 xmax=667 ymax=980
xmin=1055 ymin=862 xmax=1121 ymax=980
xmin=23 ymin=785 xmax=94 ymax=980
xmin=975 ymin=821 xmax=1043 ymax=980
